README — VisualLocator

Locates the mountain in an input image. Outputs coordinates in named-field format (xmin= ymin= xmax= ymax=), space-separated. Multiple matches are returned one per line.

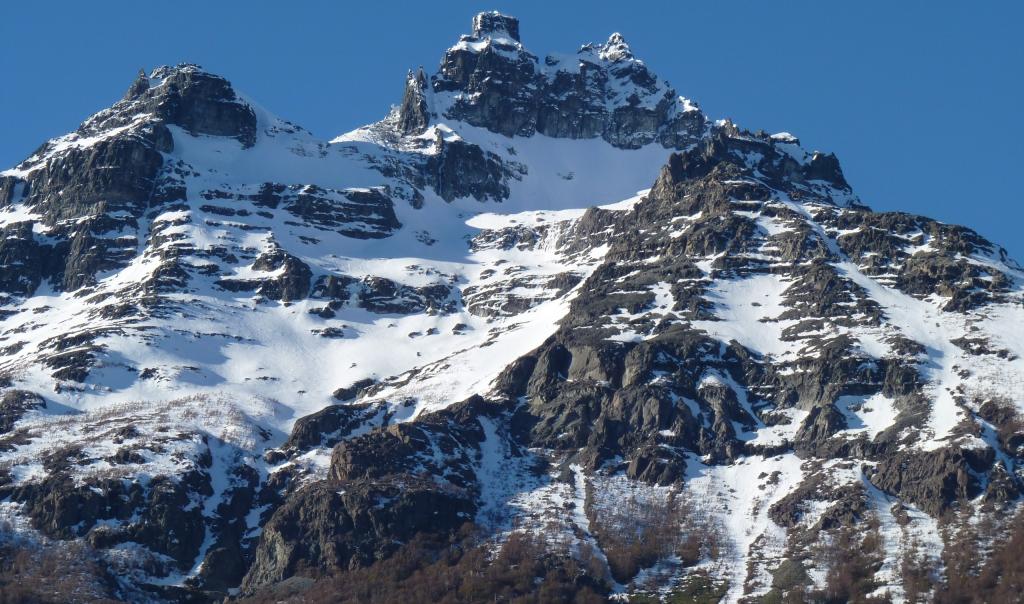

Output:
xmin=0 ymin=11 xmax=1022 ymax=603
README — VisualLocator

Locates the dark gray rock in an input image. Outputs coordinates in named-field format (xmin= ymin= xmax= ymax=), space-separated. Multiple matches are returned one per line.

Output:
xmin=428 ymin=13 xmax=706 ymax=150
xmin=356 ymin=275 xmax=458 ymax=315
xmin=0 ymin=175 xmax=28 ymax=206
xmin=7 ymin=467 xmax=210 ymax=571
xmin=0 ymin=390 xmax=45 ymax=433
xmin=331 ymin=378 xmax=377 ymax=402
xmin=218 ymin=249 xmax=312 ymax=302
xmin=472 ymin=11 xmax=520 ymax=41
xmin=240 ymin=477 xmax=474 ymax=593
xmin=428 ymin=136 xmax=512 ymax=202
xmin=868 ymin=446 xmax=994 ymax=516
xmin=242 ymin=401 xmax=505 ymax=592
xmin=281 ymin=185 xmax=400 ymax=239
xmin=793 ymin=404 xmax=847 ymax=457
xmin=0 ymin=222 xmax=46 ymax=296
xmin=194 ymin=464 xmax=260 ymax=592
xmin=396 ymin=68 xmax=429 ymax=135
xmin=770 ymin=472 xmax=868 ymax=531
xmin=84 ymin=63 xmax=257 ymax=148
xmin=284 ymin=402 xmax=377 ymax=452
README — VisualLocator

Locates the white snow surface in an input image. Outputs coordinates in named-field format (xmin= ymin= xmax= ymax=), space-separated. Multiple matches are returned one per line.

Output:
xmin=693 ymin=274 xmax=797 ymax=359
xmin=0 ymin=98 xmax=672 ymax=435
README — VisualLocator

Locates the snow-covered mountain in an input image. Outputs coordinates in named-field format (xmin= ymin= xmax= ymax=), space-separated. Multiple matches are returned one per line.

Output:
xmin=0 ymin=11 xmax=1021 ymax=603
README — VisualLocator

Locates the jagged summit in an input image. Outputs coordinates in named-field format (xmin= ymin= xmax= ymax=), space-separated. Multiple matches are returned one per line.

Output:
xmin=382 ymin=11 xmax=708 ymax=151
xmin=380 ymin=10 xmax=855 ymax=210
xmin=122 ymin=68 xmax=150 ymax=101
xmin=598 ymin=31 xmax=633 ymax=62
xmin=471 ymin=10 xmax=520 ymax=42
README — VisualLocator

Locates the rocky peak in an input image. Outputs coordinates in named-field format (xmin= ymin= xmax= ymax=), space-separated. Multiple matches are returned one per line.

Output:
xmin=122 ymin=68 xmax=150 ymax=101
xmin=649 ymin=122 xmax=856 ymax=206
xmin=598 ymin=32 xmax=633 ymax=62
xmin=77 ymin=63 xmax=257 ymax=148
xmin=0 ymin=63 xmax=261 ymax=297
xmin=471 ymin=11 xmax=520 ymax=42
xmin=397 ymin=67 xmax=429 ymax=135
xmin=6 ymin=62 xmax=257 ymax=196
xmin=421 ymin=13 xmax=705 ymax=149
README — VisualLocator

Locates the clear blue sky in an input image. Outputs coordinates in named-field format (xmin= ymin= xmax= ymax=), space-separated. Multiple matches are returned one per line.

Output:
xmin=2 ymin=1 xmax=1022 ymax=259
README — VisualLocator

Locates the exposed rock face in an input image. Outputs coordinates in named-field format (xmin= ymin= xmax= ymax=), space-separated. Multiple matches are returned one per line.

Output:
xmin=100 ymin=63 xmax=257 ymax=147
xmin=241 ymin=477 xmax=474 ymax=591
xmin=832 ymin=208 xmax=1011 ymax=311
xmin=0 ymin=222 xmax=45 ymax=296
xmin=472 ymin=10 xmax=521 ymax=41
xmin=421 ymin=13 xmax=707 ymax=150
xmin=242 ymin=399 xmax=494 ymax=591
xmin=282 ymin=401 xmax=378 ymax=452
xmin=355 ymin=275 xmax=458 ymax=314
xmin=868 ymin=446 xmax=995 ymax=516
xmin=0 ymin=397 xmax=266 ymax=589
xmin=202 ymin=182 xmax=401 ymax=239
xmin=0 ymin=390 xmax=45 ymax=433
xmin=427 ymin=136 xmax=512 ymax=202
xmin=0 ymin=64 xmax=261 ymax=299
xmin=13 ymin=127 xmax=167 ymax=292
xmin=218 ymin=248 xmax=313 ymax=302
xmin=306 ymin=273 xmax=458 ymax=315
xmin=397 ymin=69 xmax=429 ymax=136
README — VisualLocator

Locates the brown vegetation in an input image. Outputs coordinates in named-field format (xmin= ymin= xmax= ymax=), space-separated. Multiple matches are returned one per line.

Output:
xmin=240 ymin=523 xmax=610 ymax=604
xmin=0 ymin=538 xmax=118 ymax=603
xmin=585 ymin=487 xmax=724 ymax=585
xmin=934 ymin=507 xmax=1024 ymax=603
xmin=899 ymin=542 xmax=934 ymax=604
xmin=795 ymin=523 xmax=887 ymax=604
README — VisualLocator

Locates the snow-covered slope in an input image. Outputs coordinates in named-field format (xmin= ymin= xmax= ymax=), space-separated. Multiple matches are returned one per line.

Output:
xmin=0 ymin=11 xmax=1021 ymax=604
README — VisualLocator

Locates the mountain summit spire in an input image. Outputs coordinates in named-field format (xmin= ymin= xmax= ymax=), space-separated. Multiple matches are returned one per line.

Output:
xmin=471 ymin=11 xmax=520 ymax=41
xmin=600 ymin=32 xmax=633 ymax=61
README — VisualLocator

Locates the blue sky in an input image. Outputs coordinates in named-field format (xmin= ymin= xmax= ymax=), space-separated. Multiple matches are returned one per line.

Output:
xmin=2 ymin=1 xmax=1022 ymax=258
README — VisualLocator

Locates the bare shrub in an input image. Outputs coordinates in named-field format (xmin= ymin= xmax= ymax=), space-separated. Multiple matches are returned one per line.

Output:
xmin=805 ymin=524 xmax=887 ymax=604
xmin=935 ymin=506 xmax=1024 ymax=604
xmin=0 ymin=539 xmax=119 ymax=603
xmin=901 ymin=542 xmax=933 ymax=604
xmin=238 ymin=523 xmax=609 ymax=604
xmin=585 ymin=487 xmax=724 ymax=584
